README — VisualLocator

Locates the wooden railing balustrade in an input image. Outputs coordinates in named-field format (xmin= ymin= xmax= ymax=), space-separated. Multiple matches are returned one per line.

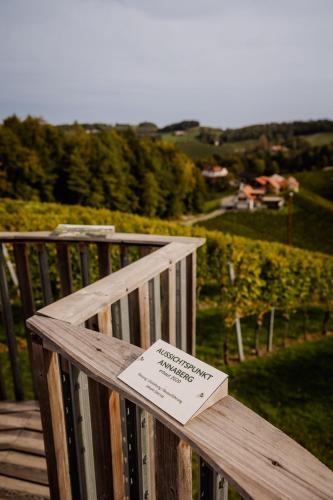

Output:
xmin=1 ymin=231 xmax=333 ymax=499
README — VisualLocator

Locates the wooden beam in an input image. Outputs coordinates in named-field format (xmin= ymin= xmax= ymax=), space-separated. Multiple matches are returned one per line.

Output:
xmin=28 ymin=316 xmax=333 ymax=500
xmin=0 ymin=231 xmax=206 ymax=249
xmin=37 ymin=242 xmax=199 ymax=326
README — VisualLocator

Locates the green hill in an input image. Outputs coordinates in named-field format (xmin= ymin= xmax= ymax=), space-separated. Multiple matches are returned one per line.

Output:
xmin=197 ymin=188 xmax=333 ymax=254
xmin=295 ymin=169 xmax=333 ymax=202
xmin=200 ymin=335 xmax=333 ymax=470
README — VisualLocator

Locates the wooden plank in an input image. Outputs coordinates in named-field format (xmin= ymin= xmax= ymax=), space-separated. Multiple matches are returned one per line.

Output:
xmin=155 ymin=421 xmax=192 ymax=500
xmin=109 ymin=391 xmax=126 ymax=500
xmin=88 ymin=379 xmax=114 ymax=500
xmin=0 ymin=245 xmax=23 ymax=400
xmin=0 ymin=428 xmax=44 ymax=456
xmin=76 ymin=242 xmax=98 ymax=499
xmin=149 ymin=276 xmax=161 ymax=343
xmin=97 ymin=242 xmax=112 ymax=277
xmin=38 ymin=242 xmax=199 ymax=326
xmin=28 ymin=315 xmax=333 ymax=500
xmin=98 ymin=252 xmax=125 ymax=500
xmin=0 ymin=231 xmax=206 ymax=248
xmin=32 ymin=338 xmax=71 ymax=500
xmin=161 ymin=265 xmax=176 ymax=345
xmin=0 ymin=401 xmax=39 ymax=414
xmin=159 ymin=262 xmax=192 ymax=499
xmin=36 ymin=244 xmax=53 ymax=306
xmin=186 ymin=252 xmax=197 ymax=356
xmin=0 ymin=450 xmax=48 ymax=485
xmin=13 ymin=243 xmax=37 ymax=396
xmin=137 ymin=283 xmax=156 ymax=500
xmin=56 ymin=244 xmax=73 ymax=297
xmin=176 ymin=259 xmax=187 ymax=352
xmin=0 ymin=411 xmax=42 ymax=431
xmin=0 ymin=474 xmax=50 ymax=499
xmin=69 ymin=364 xmax=97 ymax=500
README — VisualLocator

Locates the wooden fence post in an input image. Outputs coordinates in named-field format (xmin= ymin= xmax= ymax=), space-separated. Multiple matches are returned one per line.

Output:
xmin=227 ymin=262 xmax=244 ymax=362
xmin=32 ymin=335 xmax=71 ymax=500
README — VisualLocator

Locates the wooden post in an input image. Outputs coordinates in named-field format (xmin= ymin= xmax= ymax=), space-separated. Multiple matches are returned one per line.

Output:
xmin=137 ymin=281 xmax=157 ymax=500
xmin=36 ymin=243 xmax=53 ymax=306
xmin=186 ymin=252 xmax=196 ymax=356
xmin=227 ymin=263 xmax=244 ymax=362
xmin=155 ymin=422 xmax=192 ymax=500
xmin=32 ymin=335 xmax=71 ymax=500
xmin=161 ymin=264 xmax=176 ymax=346
xmin=176 ymin=259 xmax=187 ymax=352
xmin=97 ymin=305 xmax=125 ymax=500
xmin=97 ymin=242 xmax=112 ymax=277
xmin=156 ymin=260 xmax=192 ymax=500
xmin=0 ymin=245 xmax=23 ymax=400
xmin=55 ymin=243 xmax=81 ymax=498
xmin=56 ymin=244 xmax=73 ymax=297
xmin=13 ymin=243 xmax=38 ymax=396
xmin=267 ymin=307 xmax=275 ymax=352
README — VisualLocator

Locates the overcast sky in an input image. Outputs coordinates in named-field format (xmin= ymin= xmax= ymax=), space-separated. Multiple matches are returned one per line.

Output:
xmin=1 ymin=0 xmax=332 ymax=128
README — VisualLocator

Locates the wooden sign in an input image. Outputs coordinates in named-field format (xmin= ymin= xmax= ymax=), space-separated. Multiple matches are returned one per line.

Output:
xmin=51 ymin=224 xmax=115 ymax=238
xmin=118 ymin=339 xmax=228 ymax=425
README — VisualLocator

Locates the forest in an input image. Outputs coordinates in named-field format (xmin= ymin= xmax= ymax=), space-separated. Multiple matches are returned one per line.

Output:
xmin=0 ymin=115 xmax=206 ymax=218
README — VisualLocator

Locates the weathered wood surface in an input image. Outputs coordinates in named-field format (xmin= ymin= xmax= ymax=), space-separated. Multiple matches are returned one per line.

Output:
xmin=0 ymin=231 xmax=205 ymax=247
xmin=28 ymin=315 xmax=333 ymax=500
xmin=0 ymin=475 xmax=49 ymax=499
xmin=38 ymin=242 xmax=199 ymax=326
xmin=0 ymin=401 xmax=49 ymax=499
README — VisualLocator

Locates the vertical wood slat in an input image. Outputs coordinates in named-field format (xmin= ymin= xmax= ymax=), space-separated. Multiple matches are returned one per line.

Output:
xmin=176 ymin=259 xmax=187 ymax=352
xmin=155 ymin=422 xmax=192 ymax=500
xmin=88 ymin=379 xmax=114 ymax=500
xmin=36 ymin=243 xmax=53 ymax=306
xmin=186 ymin=252 xmax=196 ymax=356
xmin=97 ymin=249 xmax=125 ymax=500
xmin=32 ymin=336 xmax=71 ymax=500
xmin=137 ymin=281 xmax=157 ymax=500
xmin=0 ymin=245 xmax=23 ymax=400
xmin=156 ymin=258 xmax=192 ymax=500
xmin=118 ymin=244 xmax=137 ymax=499
xmin=97 ymin=242 xmax=112 ymax=277
xmin=13 ymin=243 xmax=38 ymax=398
xmin=56 ymin=244 xmax=73 ymax=297
xmin=97 ymin=308 xmax=125 ymax=500
xmin=55 ymin=243 xmax=81 ymax=498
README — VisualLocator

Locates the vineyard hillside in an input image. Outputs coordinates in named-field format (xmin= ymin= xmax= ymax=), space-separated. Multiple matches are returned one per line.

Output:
xmin=1 ymin=198 xmax=332 ymax=330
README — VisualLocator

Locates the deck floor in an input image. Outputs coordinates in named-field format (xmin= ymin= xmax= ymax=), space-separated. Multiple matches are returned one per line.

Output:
xmin=0 ymin=401 xmax=49 ymax=499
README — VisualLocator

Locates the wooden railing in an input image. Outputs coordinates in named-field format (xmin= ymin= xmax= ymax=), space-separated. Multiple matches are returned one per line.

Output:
xmin=0 ymin=231 xmax=203 ymax=401
xmin=1 ymin=231 xmax=333 ymax=499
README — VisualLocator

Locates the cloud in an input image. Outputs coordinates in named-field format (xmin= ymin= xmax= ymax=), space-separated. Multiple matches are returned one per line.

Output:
xmin=0 ymin=0 xmax=332 ymax=126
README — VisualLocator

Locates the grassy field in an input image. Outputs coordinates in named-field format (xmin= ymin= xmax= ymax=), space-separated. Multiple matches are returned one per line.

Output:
xmin=160 ymin=129 xmax=257 ymax=160
xmin=159 ymin=129 xmax=333 ymax=161
xmin=302 ymin=131 xmax=333 ymax=147
xmin=197 ymin=188 xmax=333 ymax=254
xmin=295 ymin=169 xmax=333 ymax=202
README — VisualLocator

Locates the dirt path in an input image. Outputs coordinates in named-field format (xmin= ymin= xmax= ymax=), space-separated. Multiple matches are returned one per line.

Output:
xmin=180 ymin=195 xmax=235 ymax=226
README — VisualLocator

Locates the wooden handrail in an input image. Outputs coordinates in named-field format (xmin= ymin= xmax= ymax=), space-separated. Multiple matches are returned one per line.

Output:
xmin=0 ymin=231 xmax=205 ymax=247
xmin=37 ymin=241 xmax=200 ymax=325
xmin=28 ymin=315 xmax=333 ymax=500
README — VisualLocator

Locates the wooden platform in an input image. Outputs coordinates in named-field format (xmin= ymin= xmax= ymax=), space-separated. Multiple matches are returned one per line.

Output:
xmin=0 ymin=401 xmax=49 ymax=499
